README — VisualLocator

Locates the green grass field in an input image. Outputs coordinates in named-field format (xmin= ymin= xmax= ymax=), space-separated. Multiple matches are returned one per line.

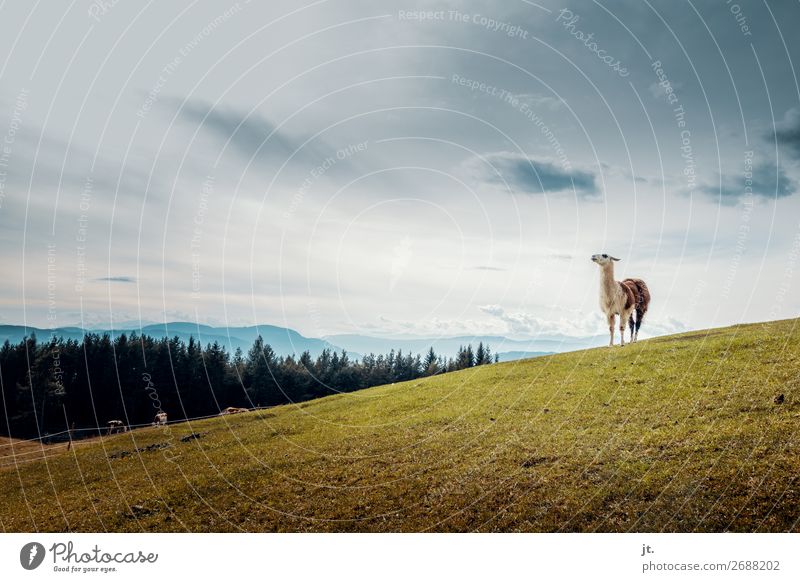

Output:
xmin=1 ymin=319 xmax=798 ymax=532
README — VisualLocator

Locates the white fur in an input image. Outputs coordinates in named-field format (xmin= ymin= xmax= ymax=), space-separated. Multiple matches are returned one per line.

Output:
xmin=591 ymin=254 xmax=634 ymax=347
xmin=106 ymin=419 xmax=126 ymax=435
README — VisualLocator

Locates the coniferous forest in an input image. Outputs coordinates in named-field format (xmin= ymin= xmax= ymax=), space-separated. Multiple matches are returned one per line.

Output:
xmin=0 ymin=333 xmax=497 ymax=440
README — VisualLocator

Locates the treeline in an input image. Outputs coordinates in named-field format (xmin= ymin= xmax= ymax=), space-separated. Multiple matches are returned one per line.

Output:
xmin=0 ymin=333 xmax=497 ymax=439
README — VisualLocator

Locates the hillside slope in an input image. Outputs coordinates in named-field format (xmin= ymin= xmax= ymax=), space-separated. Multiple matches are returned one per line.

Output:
xmin=1 ymin=319 xmax=798 ymax=532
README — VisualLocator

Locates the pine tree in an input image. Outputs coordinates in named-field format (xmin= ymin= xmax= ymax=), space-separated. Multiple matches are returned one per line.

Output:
xmin=423 ymin=347 xmax=439 ymax=375
xmin=475 ymin=342 xmax=485 ymax=366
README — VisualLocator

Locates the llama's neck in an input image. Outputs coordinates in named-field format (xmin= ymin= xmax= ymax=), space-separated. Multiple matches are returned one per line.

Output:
xmin=599 ymin=263 xmax=617 ymax=301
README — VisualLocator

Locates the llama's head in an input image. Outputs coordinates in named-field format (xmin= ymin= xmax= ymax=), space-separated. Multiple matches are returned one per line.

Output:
xmin=591 ymin=253 xmax=620 ymax=265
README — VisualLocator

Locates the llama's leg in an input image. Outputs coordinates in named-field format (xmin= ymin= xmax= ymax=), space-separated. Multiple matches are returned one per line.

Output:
xmin=619 ymin=311 xmax=627 ymax=346
xmin=607 ymin=313 xmax=615 ymax=347
xmin=634 ymin=307 xmax=643 ymax=341
xmin=628 ymin=312 xmax=636 ymax=342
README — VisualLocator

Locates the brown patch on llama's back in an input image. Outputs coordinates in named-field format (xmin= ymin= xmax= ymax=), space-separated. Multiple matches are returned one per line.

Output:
xmin=619 ymin=281 xmax=636 ymax=310
xmin=623 ymin=278 xmax=650 ymax=309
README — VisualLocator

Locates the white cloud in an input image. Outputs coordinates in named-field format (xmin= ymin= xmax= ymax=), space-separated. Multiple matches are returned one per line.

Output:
xmin=479 ymin=304 xmax=688 ymax=339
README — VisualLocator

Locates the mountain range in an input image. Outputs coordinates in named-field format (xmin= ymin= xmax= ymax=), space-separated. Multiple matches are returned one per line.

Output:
xmin=0 ymin=323 xmax=608 ymax=361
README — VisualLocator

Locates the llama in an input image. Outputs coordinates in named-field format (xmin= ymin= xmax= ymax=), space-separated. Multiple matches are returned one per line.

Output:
xmin=591 ymin=253 xmax=650 ymax=346
xmin=106 ymin=420 xmax=126 ymax=435
xmin=153 ymin=411 xmax=167 ymax=426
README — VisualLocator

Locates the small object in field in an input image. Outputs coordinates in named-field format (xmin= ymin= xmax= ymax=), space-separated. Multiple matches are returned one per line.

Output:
xmin=138 ymin=442 xmax=169 ymax=452
xmin=129 ymin=504 xmax=153 ymax=517
xmin=220 ymin=406 xmax=249 ymax=415
xmin=543 ymin=408 xmax=550 ymax=413
xmin=774 ymin=394 xmax=785 ymax=405
xmin=521 ymin=456 xmax=552 ymax=468
xmin=180 ymin=432 xmax=203 ymax=442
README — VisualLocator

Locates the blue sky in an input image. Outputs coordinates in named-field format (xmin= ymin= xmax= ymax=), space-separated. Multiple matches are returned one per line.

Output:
xmin=0 ymin=0 xmax=799 ymax=339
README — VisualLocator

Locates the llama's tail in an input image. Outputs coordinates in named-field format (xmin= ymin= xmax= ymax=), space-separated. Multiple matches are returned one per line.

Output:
xmin=623 ymin=278 xmax=650 ymax=335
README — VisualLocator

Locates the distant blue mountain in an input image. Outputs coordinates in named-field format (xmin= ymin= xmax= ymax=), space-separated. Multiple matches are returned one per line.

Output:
xmin=0 ymin=323 xmax=603 ymax=361
xmin=0 ymin=323 xmax=343 ymax=358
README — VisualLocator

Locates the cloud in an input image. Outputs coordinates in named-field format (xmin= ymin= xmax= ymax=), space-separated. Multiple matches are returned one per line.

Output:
xmin=94 ymin=276 xmax=136 ymax=283
xmin=359 ymin=314 xmax=506 ymax=338
xmin=513 ymin=93 xmax=563 ymax=111
xmin=479 ymin=304 xmax=555 ymax=335
xmin=472 ymin=265 xmax=507 ymax=271
xmin=648 ymin=79 xmax=683 ymax=101
xmin=700 ymin=162 xmax=796 ymax=204
xmin=471 ymin=152 xmax=599 ymax=198
xmin=173 ymin=99 xmax=301 ymax=161
xmin=645 ymin=316 xmax=688 ymax=336
xmin=3 ymin=131 xmax=157 ymax=205
xmin=479 ymin=304 xmax=618 ymax=337
xmin=170 ymin=99 xmax=369 ymax=183
xmin=773 ymin=108 xmax=800 ymax=159
xmin=479 ymin=304 xmax=688 ymax=338
xmin=600 ymin=162 xmax=649 ymax=184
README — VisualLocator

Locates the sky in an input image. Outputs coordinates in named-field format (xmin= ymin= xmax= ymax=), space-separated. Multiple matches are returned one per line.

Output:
xmin=1 ymin=0 xmax=799 ymax=340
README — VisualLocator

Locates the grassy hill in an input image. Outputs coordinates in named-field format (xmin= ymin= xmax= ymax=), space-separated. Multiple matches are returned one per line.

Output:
xmin=1 ymin=319 xmax=798 ymax=532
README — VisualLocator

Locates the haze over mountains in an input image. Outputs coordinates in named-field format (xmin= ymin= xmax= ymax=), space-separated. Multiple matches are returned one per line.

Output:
xmin=0 ymin=322 xmax=609 ymax=361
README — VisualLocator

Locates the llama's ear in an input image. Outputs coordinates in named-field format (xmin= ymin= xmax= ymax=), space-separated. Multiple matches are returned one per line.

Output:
xmin=610 ymin=256 xmax=621 ymax=261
